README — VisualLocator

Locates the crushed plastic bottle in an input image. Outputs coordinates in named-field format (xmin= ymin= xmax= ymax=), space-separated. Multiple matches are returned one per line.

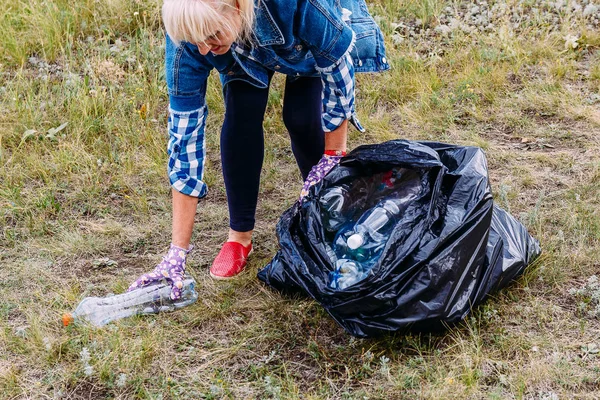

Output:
xmin=319 ymin=177 xmax=374 ymax=233
xmin=319 ymin=185 xmax=351 ymax=232
xmin=329 ymin=259 xmax=367 ymax=290
xmin=62 ymin=278 xmax=198 ymax=327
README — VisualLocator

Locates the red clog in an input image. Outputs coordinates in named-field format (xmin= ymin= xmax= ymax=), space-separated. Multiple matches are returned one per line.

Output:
xmin=210 ymin=241 xmax=253 ymax=280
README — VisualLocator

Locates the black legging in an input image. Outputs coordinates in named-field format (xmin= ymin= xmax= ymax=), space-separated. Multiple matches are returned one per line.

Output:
xmin=221 ymin=74 xmax=325 ymax=232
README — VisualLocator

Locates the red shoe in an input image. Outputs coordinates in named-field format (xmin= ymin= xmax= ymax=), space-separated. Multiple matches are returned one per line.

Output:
xmin=210 ymin=241 xmax=253 ymax=280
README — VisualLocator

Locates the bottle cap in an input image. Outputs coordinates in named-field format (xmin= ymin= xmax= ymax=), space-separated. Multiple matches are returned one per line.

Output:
xmin=347 ymin=233 xmax=364 ymax=250
xmin=62 ymin=313 xmax=74 ymax=327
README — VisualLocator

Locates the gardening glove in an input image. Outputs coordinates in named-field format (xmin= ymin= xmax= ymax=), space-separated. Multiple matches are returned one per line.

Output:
xmin=128 ymin=243 xmax=193 ymax=300
xmin=300 ymin=153 xmax=344 ymax=200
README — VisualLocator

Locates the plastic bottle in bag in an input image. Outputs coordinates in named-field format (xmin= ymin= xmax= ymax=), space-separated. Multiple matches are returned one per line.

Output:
xmin=319 ymin=177 xmax=374 ymax=233
xmin=334 ymin=199 xmax=401 ymax=262
xmin=371 ymin=168 xmax=420 ymax=204
xmin=62 ymin=278 xmax=198 ymax=327
xmin=319 ymin=185 xmax=351 ymax=232
xmin=334 ymin=174 xmax=422 ymax=260
xmin=324 ymin=242 xmax=338 ymax=264
xmin=329 ymin=259 xmax=367 ymax=290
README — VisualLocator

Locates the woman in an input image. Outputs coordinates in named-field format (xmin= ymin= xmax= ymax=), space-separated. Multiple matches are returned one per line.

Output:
xmin=129 ymin=0 xmax=389 ymax=298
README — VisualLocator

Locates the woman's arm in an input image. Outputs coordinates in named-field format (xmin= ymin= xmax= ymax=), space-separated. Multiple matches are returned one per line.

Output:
xmin=165 ymin=35 xmax=213 ymax=198
xmin=324 ymin=119 xmax=348 ymax=152
xmin=299 ymin=51 xmax=359 ymax=199
xmin=320 ymin=50 xmax=360 ymax=151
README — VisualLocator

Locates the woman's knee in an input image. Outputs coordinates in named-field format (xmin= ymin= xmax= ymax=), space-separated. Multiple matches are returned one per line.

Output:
xmin=282 ymin=77 xmax=322 ymax=136
xmin=282 ymin=105 xmax=321 ymax=137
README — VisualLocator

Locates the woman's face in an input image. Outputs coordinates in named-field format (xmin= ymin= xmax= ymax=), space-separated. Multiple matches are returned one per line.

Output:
xmin=196 ymin=6 xmax=242 ymax=56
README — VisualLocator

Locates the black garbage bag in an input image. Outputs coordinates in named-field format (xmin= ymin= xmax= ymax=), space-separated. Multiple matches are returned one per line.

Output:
xmin=258 ymin=140 xmax=541 ymax=338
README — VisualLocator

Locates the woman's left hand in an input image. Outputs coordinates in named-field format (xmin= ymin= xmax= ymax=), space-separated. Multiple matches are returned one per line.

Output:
xmin=299 ymin=154 xmax=343 ymax=200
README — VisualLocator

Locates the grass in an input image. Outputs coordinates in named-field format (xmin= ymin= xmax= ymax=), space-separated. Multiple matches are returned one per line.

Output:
xmin=1 ymin=0 xmax=600 ymax=398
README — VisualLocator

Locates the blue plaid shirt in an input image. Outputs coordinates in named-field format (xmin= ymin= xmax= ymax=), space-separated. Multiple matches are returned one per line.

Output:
xmin=319 ymin=51 xmax=358 ymax=133
xmin=167 ymin=52 xmax=359 ymax=197
xmin=167 ymin=107 xmax=209 ymax=198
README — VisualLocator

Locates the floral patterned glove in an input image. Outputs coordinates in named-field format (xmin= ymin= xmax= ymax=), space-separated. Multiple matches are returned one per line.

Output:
xmin=300 ymin=152 xmax=344 ymax=200
xmin=128 ymin=244 xmax=193 ymax=300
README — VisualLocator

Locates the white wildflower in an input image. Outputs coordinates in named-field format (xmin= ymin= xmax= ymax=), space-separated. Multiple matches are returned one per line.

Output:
xmin=448 ymin=18 xmax=461 ymax=30
xmin=264 ymin=375 xmax=281 ymax=398
xmin=210 ymin=384 xmax=221 ymax=395
xmin=379 ymin=355 xmax=391 ymax=376
xmin=43 ymin=337 xmax=52 ymax=351
xmin=564 ymin=34 xmax=579 ymax=50
xmin=539 ymin=391 xmax=559 ymax=400
xmin=80 ymin=347 xmax=91 ymax=365
xmin=583 ymin=4 xmax=599 ymax=16
xmin=391 ymin=33 xmax=404 ymax=45
xmin=14 ymin=326 xmax=28 ymax=338
xmin=260 ymin=350 xmax=277 ymax=364
xmin=554 ymin=0 xmax=566 ymax=10
xmin=116 ymin=373 xmax=127 ymax=388
xmin=84 ymin=365 xmax=94 ymax=377
xmin=435 ymin=25 xmax=453 ymax=35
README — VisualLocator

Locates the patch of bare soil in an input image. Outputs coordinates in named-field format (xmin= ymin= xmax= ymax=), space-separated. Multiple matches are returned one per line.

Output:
xmin=61 ymin=379 xmax=112 ymax=400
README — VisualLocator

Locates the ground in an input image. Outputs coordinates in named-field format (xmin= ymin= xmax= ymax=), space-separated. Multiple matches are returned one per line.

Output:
xmin=1 ymin=0 xmax=600 ymax=399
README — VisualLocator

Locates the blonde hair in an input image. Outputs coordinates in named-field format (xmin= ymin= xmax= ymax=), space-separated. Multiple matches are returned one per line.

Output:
xmin=162 ymin=0 xmax=255 ymax=46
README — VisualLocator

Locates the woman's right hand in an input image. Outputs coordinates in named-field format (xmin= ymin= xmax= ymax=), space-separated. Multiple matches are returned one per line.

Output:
xmin=128 ymin=244 xmax=192 ymax=300
xmin=299 ymin=153 xmax=343 ymax=200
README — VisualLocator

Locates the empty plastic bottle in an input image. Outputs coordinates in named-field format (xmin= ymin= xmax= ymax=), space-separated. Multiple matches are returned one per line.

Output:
xmin=329 ymin=259 xmax=367 ymax=290
xmin=62 ymin=278 xmax=198 ymax=327
xmin=371 ymin=168 xmax=420 ymax=204
xmin=334 ymin=175 xmax=422 ymax=261
xmin=319 ymin=177 xmax=374 ymax=233
xmin=319 ymin=185 xmax=351 ymax=232
xmin=333 ymin=199 xmax=402 ymax=262
xmin=324 ymin=242 xmax=338 ymax=265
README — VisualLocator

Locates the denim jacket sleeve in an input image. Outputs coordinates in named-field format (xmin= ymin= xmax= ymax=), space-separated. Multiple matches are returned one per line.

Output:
xmin=165 ymin=35 xmax=212 ymax=198
xmin=165 ymin=35 xmax=213 ymax=112
xmin=296 ymin=0 xmax=355 ymax=71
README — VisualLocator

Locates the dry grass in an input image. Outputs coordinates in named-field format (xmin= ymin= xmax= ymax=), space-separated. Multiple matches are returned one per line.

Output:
xmin=1 ymin=0 xmax=600 ymax=398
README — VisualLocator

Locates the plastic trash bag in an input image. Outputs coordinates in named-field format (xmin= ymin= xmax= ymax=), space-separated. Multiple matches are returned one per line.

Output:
xmin=257 ymin=140 xmax=541 ymax=338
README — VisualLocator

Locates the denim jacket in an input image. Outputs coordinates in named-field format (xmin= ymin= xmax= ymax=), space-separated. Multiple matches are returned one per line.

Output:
xmin=163 ymin=0 xmax=389 ymax=198
xmin=166 ymin=0 xmax=389 ymax=111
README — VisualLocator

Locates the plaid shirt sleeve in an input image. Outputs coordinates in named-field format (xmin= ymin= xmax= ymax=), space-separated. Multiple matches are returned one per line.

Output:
xmin=320 ymin=51 xmax=359 ymax=133
xmin=167 ymin=106 xmax=209 ymax=198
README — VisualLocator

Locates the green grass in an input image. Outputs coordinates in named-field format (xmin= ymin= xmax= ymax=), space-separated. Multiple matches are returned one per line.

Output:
xmin=2 ymin=0 xmax=600 ymax=398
